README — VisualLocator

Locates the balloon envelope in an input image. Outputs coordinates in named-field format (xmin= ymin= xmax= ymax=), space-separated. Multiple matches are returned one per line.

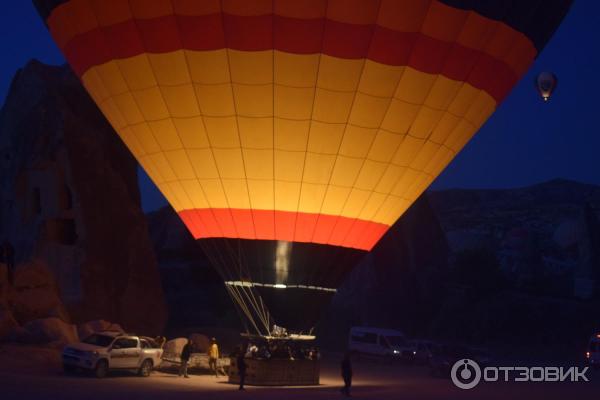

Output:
xmin=35 ymin=0 xmax=572 ymax=333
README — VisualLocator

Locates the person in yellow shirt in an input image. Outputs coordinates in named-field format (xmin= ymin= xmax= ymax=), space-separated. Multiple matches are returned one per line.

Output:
xmin=208 ymin=337 xmax=220 ymax=377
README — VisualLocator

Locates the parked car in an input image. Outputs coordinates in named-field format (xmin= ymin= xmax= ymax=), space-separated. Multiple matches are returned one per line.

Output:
xmin=348 ymin=327 xmax=415 ymax=362
xmin=428 ymin=344 xmax=473 ymax=378
xmin=409 ymin=340 xmax=440 ymax=365
xmin=62 ymin=331 xmax=163 ymax=378
xmin=428 ymin=344 xmax=492 ymax=377
xmin=586 ymin=334 xmax=600 ymax=368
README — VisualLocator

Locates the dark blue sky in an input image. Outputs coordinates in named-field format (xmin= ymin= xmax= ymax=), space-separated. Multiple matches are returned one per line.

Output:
xmin=1 ymin=1 xmax=598 ymax=212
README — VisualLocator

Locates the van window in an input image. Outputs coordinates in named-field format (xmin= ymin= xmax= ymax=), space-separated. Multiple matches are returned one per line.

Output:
xmin=351 ymin=332 xmax=377 ymax=344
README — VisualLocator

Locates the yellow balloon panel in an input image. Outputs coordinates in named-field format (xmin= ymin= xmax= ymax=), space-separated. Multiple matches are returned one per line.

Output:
xmin=80 ymin=51 xmax=491 ymax=228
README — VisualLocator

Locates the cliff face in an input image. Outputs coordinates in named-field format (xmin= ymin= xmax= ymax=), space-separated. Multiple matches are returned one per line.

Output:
xmin=0 ymin=60 xmax=166 ymax=335
xmin=574 ymin=203 xmax=600 ymax=298
xmin=325 ymin=194 xmax=449 ymax=339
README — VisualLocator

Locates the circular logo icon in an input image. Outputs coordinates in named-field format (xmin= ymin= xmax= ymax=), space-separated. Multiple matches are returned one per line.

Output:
xmin=451 ymin=359 xmax=481 ymax=390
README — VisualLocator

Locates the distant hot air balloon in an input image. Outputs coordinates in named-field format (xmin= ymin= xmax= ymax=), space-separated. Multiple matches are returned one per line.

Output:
xmin=535 ymin=71 xmax=558 ymax=101
xmin=34 ymin=0 xmax=572 ymax=336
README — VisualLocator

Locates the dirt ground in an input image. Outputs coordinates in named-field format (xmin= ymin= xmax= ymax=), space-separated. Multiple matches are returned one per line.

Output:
xmin=0 ymin=344 xmax=599 ymax=400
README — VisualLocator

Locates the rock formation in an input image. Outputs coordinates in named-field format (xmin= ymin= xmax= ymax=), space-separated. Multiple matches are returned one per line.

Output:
xmin=430 ymin=179 xmax=600 ymax=296
xmin=574 ymin=203 xmax=600 ymax=298
xmin=147 ymin=206 xmax=236 ymax=332
xmin=0 ymin=60 xmax=166 ymax=335
xmin=77 ymin=319 xmax=124 ymax=340
xmin=0 ymin=305 xmax=18 ymax=339
xmin=10 ymin=259 xmax=68 ymax=323
xmin=325 ymin=194 xmax=449 ymax=340
xmin=22 ymin=317 xmax=79 ymax=346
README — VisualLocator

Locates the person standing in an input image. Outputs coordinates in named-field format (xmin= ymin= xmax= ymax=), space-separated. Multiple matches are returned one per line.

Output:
xmin=236 ymin=351 xmax=247 ymax=391
xmin=341 ymin=352 xmax=353 ymax=396
xmin=208 ymin=337 xmax=220 ymax=377
xmin=179 ymin=338 xmax=192 ymax=378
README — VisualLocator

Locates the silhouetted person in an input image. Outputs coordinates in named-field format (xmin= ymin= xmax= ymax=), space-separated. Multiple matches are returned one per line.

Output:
xmin=237 ymin=352 xmax=247 ymax=391
xmin=208 ymin=337 xmax=220 ymax=377
xmin=341 ymin=352 xmax=353 ymax=396
xmin=179 ymin=339 xmax=192 ymax=378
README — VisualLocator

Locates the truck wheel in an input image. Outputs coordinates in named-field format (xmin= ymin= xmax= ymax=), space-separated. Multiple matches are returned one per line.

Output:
xmin=139 ymin=359 xmax=153 ymax=377
xmin=95 ymin=360 xmax=108 ymax=379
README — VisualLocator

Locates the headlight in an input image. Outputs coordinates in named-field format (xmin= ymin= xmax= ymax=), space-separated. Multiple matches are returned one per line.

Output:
xmin=393 ymin=350 xmax=399 ymax=354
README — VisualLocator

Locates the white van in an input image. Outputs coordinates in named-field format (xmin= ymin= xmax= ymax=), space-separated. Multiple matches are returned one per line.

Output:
xmin=586 ymin=334 xmax=600 ymax=368
xmin=348 ymin=327 xmax=415 ymax=361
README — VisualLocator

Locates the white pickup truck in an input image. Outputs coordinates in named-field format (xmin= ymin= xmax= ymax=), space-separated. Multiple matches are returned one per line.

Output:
xmin=62 ymin=331 xmax=163 ymax=378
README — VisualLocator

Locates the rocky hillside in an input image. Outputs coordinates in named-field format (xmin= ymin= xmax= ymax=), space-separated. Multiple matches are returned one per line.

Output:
xmin=428 ymin=179 xmax=600 ymax=249
xmin=429 ymin=179 xmax=600 ymax=297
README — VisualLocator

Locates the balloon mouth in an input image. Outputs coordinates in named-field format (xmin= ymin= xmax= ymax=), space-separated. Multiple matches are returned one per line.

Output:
xmin=224 ymin=281 xmax=336 ymax=293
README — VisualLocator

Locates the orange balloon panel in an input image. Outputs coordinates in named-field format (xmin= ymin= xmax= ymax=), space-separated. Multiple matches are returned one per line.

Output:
xmin=36 ymin=0 xmax=567 ymax=250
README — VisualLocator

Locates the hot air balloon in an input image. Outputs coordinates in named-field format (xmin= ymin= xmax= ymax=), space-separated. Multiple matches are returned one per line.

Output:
xmin=535 ymin=71 xmax=558 ymax=101
xmin=34 ymin=0 xmax=572 ymax=337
